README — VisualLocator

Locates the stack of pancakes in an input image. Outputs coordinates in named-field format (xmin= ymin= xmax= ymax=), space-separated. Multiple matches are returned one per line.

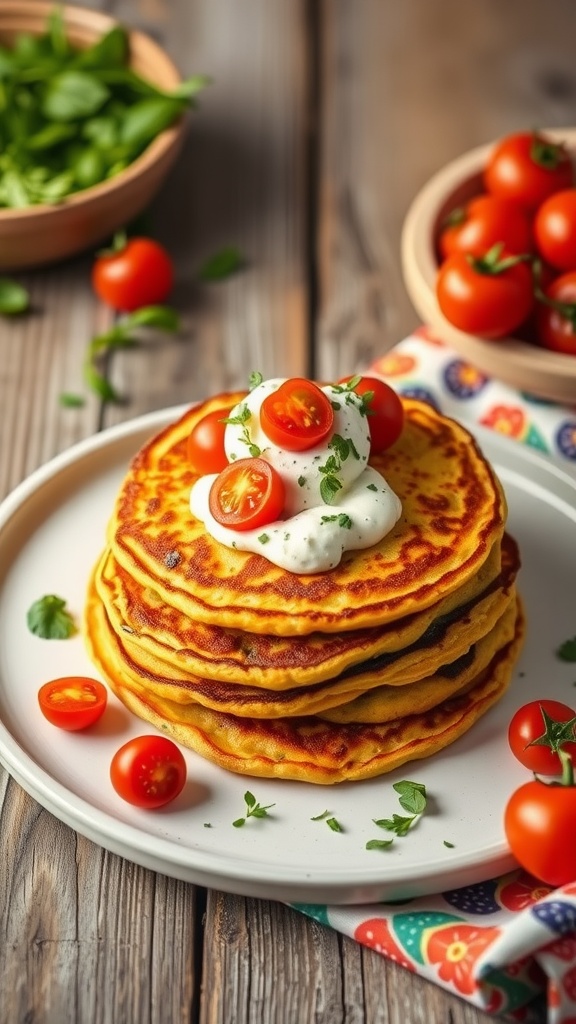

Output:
xmin=85 ymin=394 xmax=524 ymax=784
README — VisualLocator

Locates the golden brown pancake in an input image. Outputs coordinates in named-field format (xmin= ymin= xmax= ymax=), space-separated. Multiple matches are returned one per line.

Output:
xmin=95 ymin=533 xmax=510 ymax=689
xmin=107 ymin=396 xmax=507 ymax=635
xmin=86 ymin=593 xmax=525 ymax=784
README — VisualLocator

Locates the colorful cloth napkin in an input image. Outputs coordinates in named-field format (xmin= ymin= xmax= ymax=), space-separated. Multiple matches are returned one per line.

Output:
xmin=293 ymin=331 xmax=576 ymax=1022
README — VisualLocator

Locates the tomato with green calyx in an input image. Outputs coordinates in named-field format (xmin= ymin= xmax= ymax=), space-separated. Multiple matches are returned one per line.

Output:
xmin=110 ymin=735 xmax=187 ymax=809
xmin=260 ymin=378 xmax=334 ymax=451
xmin=535 ymin=270 xmax=576 ymax=355
xmin=438 ymin=194 xmax=533 ymax=261
xmin=209 ymin=457 xmax=285 ymax=531
xmin=92 ymin=234 xmax=174 ymax=312
xmin=38 ymin=676 xmax=107 ymax=731
xmin=436 ymin=243 xmax=534 ymax=338
xmin=187 ymin=407 xmax=233 ymax=474
xmin=338 ymin=376 xmax=404 ymax=454
xmin=484 ymin=130 xmax=573 ymax=211
xmin=508 ymin=699 xmax=576 ymax=774
xmin=534 ymin=188 xmax=576 ymax=272
xmin=504 ymin=749 xmax=576 ymax=886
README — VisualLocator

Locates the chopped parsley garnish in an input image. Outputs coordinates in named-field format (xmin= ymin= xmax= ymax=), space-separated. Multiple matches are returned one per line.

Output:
xmin=249 ymin=370 xmax=264 ymax=390
xmin=311 ymin=810 xmax=330 ymax=820
xmin=367 ymin=780 xmax=427 ymax=848
xmin=318 ymin=434 xmax=360 ymax=505
xmin=557 ymin=636 xmax=576 ymax=662
xmin=443 ymin=840 xmax=455 ymax=848
xmin=326 ymin=817 xmax=344 ymax=833
xmin=366 ymin=483 xmax=378 ymax=492
xmin=232 ymin=790 xmax=275 ymax=827
xmin=297 ymin=475 xmax=306 ymax=487
xmin=366 ymin=838 xmax=394 ymax=852
xmin=223 ymin=403 xmax=261 ymax=456
xmin=258 ymin=533 xmax=270 ymax=544
xmin=320 ymin=513 xmax=353 ymax=529
xmin=26 ymin=594 xmax=76 ymax=639
xmin=330 ymin=376 xmax=372 ymax=416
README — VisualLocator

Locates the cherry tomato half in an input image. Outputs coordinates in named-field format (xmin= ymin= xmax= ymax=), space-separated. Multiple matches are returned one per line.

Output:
xmin=534 ymin=188 xmax=576 ymax=272
xmin=260 ymin=378 xmax=334 ymax=451
xmin=508 ymin=699 xmax=576 ymax=774
xmin=484 ymin=130 xmax=573 ymax=211
xmin=38 ymin=676 xmax=108 ymax=731
xmin=187 ymin=407 xmax=233 ymax=474
xmin=504 ymin=773 xmax=576 ymax=886
xmin=438 ymin=194 xmax=533 ymax=261
xmin=208 ymin=457 xmax=285 ymax=531
xmin=92 ymin=237 xmax=174 ymax=312
xmin=436 ymin=247 xmax=534 ymax=339
xmin=339 ymin=376 xmax=404 ymax=453
xmin=536 ymin=270 xmax=576 ymax=355
xmin=110 ymin=734 xmax=187 ymax=809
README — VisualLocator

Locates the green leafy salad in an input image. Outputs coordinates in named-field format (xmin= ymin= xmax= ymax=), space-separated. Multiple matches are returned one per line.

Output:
xmin=0 ymin=7 xmax=208 ymax=208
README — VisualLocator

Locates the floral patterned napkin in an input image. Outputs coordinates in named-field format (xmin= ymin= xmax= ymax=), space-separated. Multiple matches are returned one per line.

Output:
xmin=293 ymin=332 xmax=576 ymax=1022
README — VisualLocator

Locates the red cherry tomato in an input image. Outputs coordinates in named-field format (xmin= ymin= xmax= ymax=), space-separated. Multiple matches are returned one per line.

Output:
xmin=187 ymin=407 xmax=233 ymax=474
xmin=208 ymin=457 xmax=285 ymax=531
xmin=534 ymin=189 xmax=576 ymax=271
xmin=110 ymin=735 xmax=187 ymax=809
xmin=438 ymin=194 xmax=533 ymax=261
xmin=38 ymin=676 xmax=107 ymax=731
xmin=508 ymin=699 xmax=576 ymax=774
xmin=536 ymin=270 xmax=576 ymax=355
xmin=436 ymin=247 xmax=534 ymax=338
xmin=92 ymin=237 xmax=174 ymax=312
xmin=260 ymin=378 xmax=334 ymax=451
xmin=339 ymin=376 xmax=404 ymax=453
xmin=484 ymin=130 xmax=573 ymax=211
xmin=504 ymin=771 xmax=576 ymax=886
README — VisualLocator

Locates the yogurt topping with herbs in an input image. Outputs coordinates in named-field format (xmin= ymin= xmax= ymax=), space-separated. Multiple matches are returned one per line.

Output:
xmin=190 ymin=377 xmax=402 ymax=573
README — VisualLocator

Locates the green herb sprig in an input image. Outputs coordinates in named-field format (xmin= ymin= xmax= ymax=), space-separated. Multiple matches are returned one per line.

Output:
xmin=222 ymin=404 xmax=261 ymax=457
xmin=366 ymin=780 xmax=427 ymax=851
xmin=232 ymin=791 xmax=275 ymax=828
xmin=81 ymin=305 xmax=179 ymax=402
xmin=318 ymin=434 xmax=361 ymax=505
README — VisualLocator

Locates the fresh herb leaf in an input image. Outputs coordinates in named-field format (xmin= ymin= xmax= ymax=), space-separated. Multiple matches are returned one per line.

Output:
xmin=297 ymin=476 xmax=306 ymax=487
xmin=443 ymin=840 xmax=455 ymax=848
xmin=26 ymin=594 xmax=76 ymax=639
xmin=232 ymin=790 xmax=275 ymax=827
xmin=320 ymin=513 xmax=352 ymax=529
xmin=366 ymin=838 xmax=394 ymax=851
xmin=311 ymin=810 xmax=330 ymax=821
xmin=249 ymin=370 xmax=264 ymax=390
xmin=326 ymin=817 xmax=343 ymax=833
xmin=82 ymin=304 xmax=179 ymax=402
xmin=557 ymin=636 xmax=576 ymax=662
xmin=393 ymin=780 xmax=427 ymax=815
xmin=258 ymin=533 xmax=269 ymax=544
xmin=0 ymin=278 xmax=30 ymax=315
xmin=373 ymin=813 xmax=416 ymax=838
xmin=222 ymin=403 xmax=261 ymax=456
xmin=199 ymin=246 xmax=245 ymax=281
xmin=366 ymin=483 xmax=378 ymax=492
xmin=58 ymin=392 xmax=85 ymax=408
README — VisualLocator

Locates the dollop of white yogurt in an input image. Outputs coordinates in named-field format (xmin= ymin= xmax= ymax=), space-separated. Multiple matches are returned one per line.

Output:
xmin=190 ymin=378 xmax=402 ymax=573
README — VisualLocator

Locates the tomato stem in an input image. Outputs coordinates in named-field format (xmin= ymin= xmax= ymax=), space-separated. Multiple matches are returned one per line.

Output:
xmin=559 ymin=748 xmax=575 ymax=787
xmin=467 ymin=242 xmax=531 ymax=276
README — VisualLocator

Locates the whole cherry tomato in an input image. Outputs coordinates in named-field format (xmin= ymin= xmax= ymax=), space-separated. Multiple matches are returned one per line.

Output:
xmin=92 ymin=236 xmax=174 ymax=312
xmin=187 ymin=407 xmax=233 ymax=474
xmin=484 ymin=130 xmax=573 ymax=211
xmin=339 ymin=376 xmax=404 ymax=453
xmin=438 ymin=194 xmax=533 ymax=261
xmin=260 ymin=378 xmax=334 ymax=451
xmin=110 ymin=734 xmax=187 ymax=809
xmin=208 ymin=457 xmax=285 ymax=531
xmin=504 ymin=751 xmax=576 ymax=886
xmin=534 ymin=189 xmax=576 ymax=271
xmin=508 ymin=699 xmax=576 ymax=774
xmin=38 ymin=676 xmax=108 ymax=731
xmin=436 ymin=245 xmax=534 ymax=338
xmin=536 ymin=270 xmax=576 ymax=355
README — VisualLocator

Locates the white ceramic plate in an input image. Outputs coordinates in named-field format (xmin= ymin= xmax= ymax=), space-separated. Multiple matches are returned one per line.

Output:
xmin=0 ymin=407 xmax=575 ymax=905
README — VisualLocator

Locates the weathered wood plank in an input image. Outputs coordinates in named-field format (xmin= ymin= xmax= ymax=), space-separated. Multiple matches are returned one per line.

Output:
xmin=315 ymin=0 xmax=576 ymax=381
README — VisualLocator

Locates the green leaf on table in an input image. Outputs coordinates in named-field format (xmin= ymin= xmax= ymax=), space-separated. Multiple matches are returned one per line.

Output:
xmin=26 ymin=594 xmax=76 ymax=639
xmin=122 ymin=305 xmax=180 ymax=331
xmin=83 ymin=362 xmax=122 ymax=403
xmin=59 ymin=392 xmax=86 ymax=408
xmin=393 ymin=780 xmax=427 ymax=815
xmin=199 ymin=246 xmax=245 ymax=282
xmin=0 ymin=278 xmax=29 ymax=314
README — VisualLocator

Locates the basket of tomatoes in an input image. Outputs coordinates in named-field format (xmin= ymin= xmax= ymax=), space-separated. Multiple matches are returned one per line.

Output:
xmin=401 ymin=128 xmax=576 ymax=405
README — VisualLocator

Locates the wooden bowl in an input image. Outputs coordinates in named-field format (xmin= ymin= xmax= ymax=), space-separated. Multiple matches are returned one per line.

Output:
xmin=401 ymin=129 xmax=576 ymax=405
xmin=0 ymin=2 xmax=186 ymax=271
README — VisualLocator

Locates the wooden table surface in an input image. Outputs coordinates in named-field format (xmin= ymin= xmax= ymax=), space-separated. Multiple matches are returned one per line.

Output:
xmin=1 ymin=2 xmax=575 ymax=1021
